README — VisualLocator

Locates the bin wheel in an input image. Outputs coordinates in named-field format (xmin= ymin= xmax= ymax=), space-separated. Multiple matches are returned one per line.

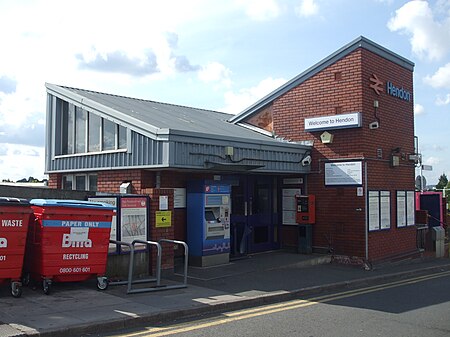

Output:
xmin=22 ymin=273 xmax=30 ymax=287
xmin=97 ymin=277 xmax=108 ymax=291
xmin=43 ymin=280 xmax=52 ymax=295
xmin=11 ymin=282 xmax=22 ymax=298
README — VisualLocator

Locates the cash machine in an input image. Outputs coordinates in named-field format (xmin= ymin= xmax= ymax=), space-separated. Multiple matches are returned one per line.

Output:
xmin=187 ymin=181 xmax=231 ymax=267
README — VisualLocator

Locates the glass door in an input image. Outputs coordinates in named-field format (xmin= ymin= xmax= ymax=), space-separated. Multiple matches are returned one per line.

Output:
xmin=230 ymin=175 xmax=278 ymax=256
xmin=248 ymin=178 xmax=275 ymax=253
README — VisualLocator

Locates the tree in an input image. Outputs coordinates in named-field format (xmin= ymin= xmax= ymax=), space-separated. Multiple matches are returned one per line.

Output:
xmin=436 ymin=173 xmax=448 ymax=190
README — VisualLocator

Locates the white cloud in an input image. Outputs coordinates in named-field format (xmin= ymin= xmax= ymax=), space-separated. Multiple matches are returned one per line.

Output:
xmin=414 ymin=103 xmax=425 ymax=116
xmin=436 ymin=94 xmax=450 ymax=106
xmin=235 ymin=0 xmax=281 ymax=21
xmin=387 ymin=0 xmax=450 ymax=61
xmin=222 ymin=77 xmax=286 ymax=114
xmin=425 ymin=63 xmax=450 ymax=105
xmin=0 ymin=144 xmax=46 ymax=181
xmin=295 ymin=0 xmax=319 ymax=17
xmin=198 ymin=62 xmax=232 ymax=88
xmin=424 ymin=156 xmax=441 ymax=166
xmin=424 ymin=63 xmax=450 ymax=88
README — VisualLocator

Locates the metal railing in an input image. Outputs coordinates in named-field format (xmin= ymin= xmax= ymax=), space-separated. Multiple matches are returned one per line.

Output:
xmin=416 ymin=225 xmax=428 ymax=251
xmin=108 ymin=239 xmax=188 ymax=294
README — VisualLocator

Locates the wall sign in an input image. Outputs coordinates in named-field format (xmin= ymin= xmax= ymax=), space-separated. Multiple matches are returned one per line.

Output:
xmin=120 ymin=197 xmax=147 ymax=245
xmin=304 ymin=112 xmax=361 ymax=131
xmin=386 ymin=82 xmax=411 ymax=102
xmin=325 ymin=161 xmax=362 ymax=186
xmin=282 ymin=188 xmax=302 ymax=225
xmin=156 ymin=211 xmax=172 ymax=228
xmin=369 ymin=74 xmax=412 ymax=102
xmin=173 ymin=188 xmax=186 ymax=208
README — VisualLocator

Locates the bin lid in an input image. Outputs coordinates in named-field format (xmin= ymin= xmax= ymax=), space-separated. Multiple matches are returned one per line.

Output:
xmin=0 ymin=197 xmax=30 ymax=206
xmin=29 ymin=199 xmax=115 ymax=210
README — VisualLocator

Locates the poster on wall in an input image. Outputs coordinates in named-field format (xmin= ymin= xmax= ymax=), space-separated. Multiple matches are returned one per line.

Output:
xmin=325 ymin=161 xmax=362 ymax=186
xmin=397 ymin=191 xmax=407 ymax=227
xmin=120 ymin=197 xmax=148 ymax=250
xmin=406 ymin=191 xmax=415 ymax=226
xmin=282 ymin=188 xmax=301 ymax=225
xmin=369 ymin=191 xmax=391 ymax=231
xmin=396 ymin=191 xmax=415 ymax=227
xmin=88 ymin=196 xmax=118 ymax=253
xmin=380 ymin=191 xmax=391 ymax=229
xmin=173 ymin=188 xmax=186 ymax=208
xmin=368 ymin=191 xmax=380 ymax=231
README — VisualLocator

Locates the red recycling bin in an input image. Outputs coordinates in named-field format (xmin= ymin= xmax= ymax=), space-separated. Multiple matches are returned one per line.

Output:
xmin=26 ymin=199 xmax=114 ymax=294
xmin=0 ymin=197 xmax=33 ymax=298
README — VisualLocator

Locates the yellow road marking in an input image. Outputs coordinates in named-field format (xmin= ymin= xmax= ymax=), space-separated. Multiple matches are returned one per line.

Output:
xmin=115 ymin=270 xmax=450 ymax=337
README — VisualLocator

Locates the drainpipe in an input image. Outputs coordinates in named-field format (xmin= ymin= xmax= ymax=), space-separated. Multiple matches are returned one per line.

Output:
xmin=364 ymin=160 xmax=369 ymax=262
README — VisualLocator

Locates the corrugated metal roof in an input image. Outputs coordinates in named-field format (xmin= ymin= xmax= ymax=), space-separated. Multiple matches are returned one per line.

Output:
xmin=57 ymin=85 xmax=285 ymax=144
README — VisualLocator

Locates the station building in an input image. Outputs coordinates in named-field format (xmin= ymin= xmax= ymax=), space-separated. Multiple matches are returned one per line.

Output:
xmin=44 ymin=36 xmax=417 ymax=268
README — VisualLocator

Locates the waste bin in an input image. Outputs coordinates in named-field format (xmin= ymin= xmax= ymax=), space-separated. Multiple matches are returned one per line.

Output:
xmin=0 ymin=197 xmax=33 ymax=297
xmin=26 ymin=199 xmax=114 ymax=294
xmin=298 ymin=224 xmax=312 ymax=254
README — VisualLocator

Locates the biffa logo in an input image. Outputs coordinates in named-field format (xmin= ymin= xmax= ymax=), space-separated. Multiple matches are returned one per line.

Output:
xmin=0 ymin=237 xmax=7 ymax=248
xmin=62 ymin=234 xmax=92 ymax=248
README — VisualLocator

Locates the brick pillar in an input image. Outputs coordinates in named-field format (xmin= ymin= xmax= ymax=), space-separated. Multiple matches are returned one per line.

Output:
xmin=143 ymin=188 xmax=175 ymax=271
xmin=48 ymin=173 xmax=62 ymax=189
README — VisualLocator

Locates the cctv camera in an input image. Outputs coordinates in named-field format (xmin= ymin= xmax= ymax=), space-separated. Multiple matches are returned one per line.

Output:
xmin=301 ymin=155 xmax=312 ymax=166
xmin=369 ymin=121 xmax=379 ymax=129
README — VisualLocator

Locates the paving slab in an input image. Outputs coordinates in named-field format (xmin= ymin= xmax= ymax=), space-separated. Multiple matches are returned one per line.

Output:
xmin=0 ymin=252 xmax=449 ymax=337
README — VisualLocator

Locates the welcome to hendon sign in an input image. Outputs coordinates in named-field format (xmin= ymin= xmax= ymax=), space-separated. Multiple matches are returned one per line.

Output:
xmin=304 ymin=112 xmax=361 ymax=132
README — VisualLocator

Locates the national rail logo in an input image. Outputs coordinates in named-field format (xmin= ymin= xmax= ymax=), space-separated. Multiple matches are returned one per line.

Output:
xmin=369 ymin=74 xmax=412 ymax=102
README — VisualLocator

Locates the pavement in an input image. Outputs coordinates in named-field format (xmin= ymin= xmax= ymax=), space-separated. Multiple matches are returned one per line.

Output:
xmin=1 ymin=251 xmax=450 ymax=337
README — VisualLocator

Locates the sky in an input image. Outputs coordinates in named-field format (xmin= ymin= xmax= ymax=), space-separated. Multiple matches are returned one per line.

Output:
xmin=0 ymin=0 xmax=449 ymax=187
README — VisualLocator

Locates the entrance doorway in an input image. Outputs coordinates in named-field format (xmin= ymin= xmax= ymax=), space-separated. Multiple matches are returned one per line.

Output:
xmin=230 ymin=175 xmax=279 ymax=258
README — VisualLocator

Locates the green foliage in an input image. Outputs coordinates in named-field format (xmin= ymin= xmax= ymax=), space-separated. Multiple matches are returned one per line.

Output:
xmin=436 ymin=173 xmax=448 ymax=190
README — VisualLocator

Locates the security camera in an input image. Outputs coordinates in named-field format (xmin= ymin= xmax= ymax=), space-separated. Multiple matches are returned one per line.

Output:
xmin=369 ymin=121 xmax=379 ymax=129
xmin=301 ymin=155 xmax=312 ymax=166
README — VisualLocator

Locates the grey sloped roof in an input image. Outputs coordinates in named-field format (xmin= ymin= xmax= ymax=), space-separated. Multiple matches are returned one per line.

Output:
xmin=50 ymin=84 xmax=288 ymax=144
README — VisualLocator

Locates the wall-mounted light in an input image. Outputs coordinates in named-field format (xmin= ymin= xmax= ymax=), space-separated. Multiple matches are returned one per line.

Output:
xmin=320 ymin=131 xmax=334 ymax=144
xmin=390 ymin=147 xmax=401 ymax=167
xmin=120 ymin=181 xmax=131 ymax=194
xmin=224 ymin=146 xmax=234 ymax=156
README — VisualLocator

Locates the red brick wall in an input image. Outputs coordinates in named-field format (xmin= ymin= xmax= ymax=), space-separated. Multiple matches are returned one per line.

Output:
xmin=362 ymin=49 xmax=416 ymax=260
xmin=271 ymin=48 xmax=416 ymax=261
xmin=48 ymin=173 xmax=62 ymax=189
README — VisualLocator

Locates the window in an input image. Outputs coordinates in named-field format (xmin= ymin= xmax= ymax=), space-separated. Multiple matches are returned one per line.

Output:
xmin=368 ymin=191 xmax=391 ymax=231
xmin=88 ymin=174 xmax=98 ymax=192
xmin=75 ymin=107 xmax=87 ymax=153
xmin=62 ymin=174 xmax=98 ymax=191
xmin=103 ymin=119 xmax=116 ymax=151
xmin=75 ymin=175 xmax=86 ymax=191
xmin=118 ymin=124 xmax=127 ymax=149
xmin=61 ymin=102 xmax=74 ymax=154
xmin=62 ymin=175 xmax=73 ymax=190
xmin=58 ymin=99 xmax=128 ymax=155
xmin=88 ymin=112 xmax=101 ymax=152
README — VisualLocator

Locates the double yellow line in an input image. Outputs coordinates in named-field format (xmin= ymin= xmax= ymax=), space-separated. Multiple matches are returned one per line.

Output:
xmin=115 ymin=270 xmax=450 ymax=337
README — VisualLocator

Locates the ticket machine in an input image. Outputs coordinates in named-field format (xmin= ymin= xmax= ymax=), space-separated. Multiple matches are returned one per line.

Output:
xmin=296 ymin=194 xmax=316 ymax=224
xmin=187 ymin=181 xmax=231 ymax=267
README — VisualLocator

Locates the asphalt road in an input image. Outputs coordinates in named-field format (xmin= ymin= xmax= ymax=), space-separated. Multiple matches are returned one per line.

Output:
xmin=93 ymin=270 xmax=450 ymax=337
